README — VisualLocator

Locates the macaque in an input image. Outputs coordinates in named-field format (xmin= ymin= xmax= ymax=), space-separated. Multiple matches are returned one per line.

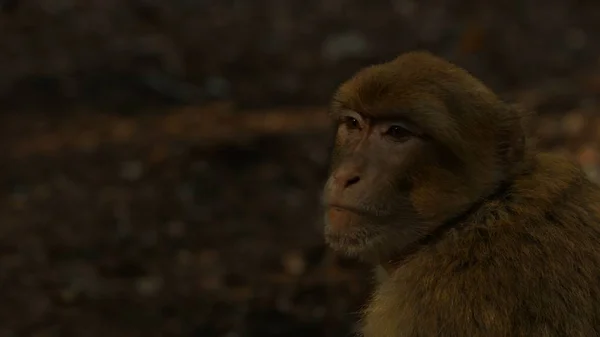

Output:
xmin=321 ymin=51 xmax=600 ymax=336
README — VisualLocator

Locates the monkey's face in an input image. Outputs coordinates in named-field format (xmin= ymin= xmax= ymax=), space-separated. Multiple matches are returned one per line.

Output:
xmin=321 ymin=52 xmax=523 ymax=262
xmin=322 ymin=109 xmax=431 ymax=261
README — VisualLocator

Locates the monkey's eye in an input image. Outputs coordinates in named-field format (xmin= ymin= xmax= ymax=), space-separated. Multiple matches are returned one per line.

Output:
xmin=385 ymin=125 xmax=412 ymax=142
xmin=341 ymin=116 xmax=360 ymax=130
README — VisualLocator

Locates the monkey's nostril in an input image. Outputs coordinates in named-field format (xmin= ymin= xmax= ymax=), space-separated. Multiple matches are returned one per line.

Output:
xmin=345 ymin=176 xmax=360 ymax=188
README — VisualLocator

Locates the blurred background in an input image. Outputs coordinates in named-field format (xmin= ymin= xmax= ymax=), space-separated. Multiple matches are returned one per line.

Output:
xmin=1 ymin=1 xmax=600 ymax=336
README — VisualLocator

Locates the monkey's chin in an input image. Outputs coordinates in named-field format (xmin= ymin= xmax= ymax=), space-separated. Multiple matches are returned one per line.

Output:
xmin=323 ymin=209 xmax=384 ymax=260
xmin=324 ymin=229 xmax=382 ymax=260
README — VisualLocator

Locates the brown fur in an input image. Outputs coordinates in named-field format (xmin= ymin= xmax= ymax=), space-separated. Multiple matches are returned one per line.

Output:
xmin=321 ymin=51 xmax=600 ymax=336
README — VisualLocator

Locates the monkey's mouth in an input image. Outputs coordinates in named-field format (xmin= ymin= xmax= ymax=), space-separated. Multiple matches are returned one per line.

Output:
xmin=323 ymin=205 xmax=378 ymax=254
xmin=325 ymin=205 xmax=366 ymax=232
xmin=328 ymin=204 xmax=372 ymax=216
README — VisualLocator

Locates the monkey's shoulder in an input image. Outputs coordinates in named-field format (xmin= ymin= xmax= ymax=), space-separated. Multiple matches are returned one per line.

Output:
xmin=362 ymin=153 xmax=600 ymax=337
xmin=365 ymin=227 xmax=600 ymax=336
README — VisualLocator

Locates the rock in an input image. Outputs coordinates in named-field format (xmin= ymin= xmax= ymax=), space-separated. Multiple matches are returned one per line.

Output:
xmin=281 ymin=250 xmax=306 ymax=276
xmin=204 ymin=76 xmax=231 ymax=99
xmin=120 ymin=160 xmax=144 ymax=181
xmin=136 ymin=276 xmax=163 ymax=296
xmin=561 ymin=112 xmax=586 ymax=136
xmin=565 ymin=28 xmax=587 ymax=50
xmin=322 ymin=32 xmax=369 ymax=62
xmin=167 ymin=220 xmax=186 ymax=238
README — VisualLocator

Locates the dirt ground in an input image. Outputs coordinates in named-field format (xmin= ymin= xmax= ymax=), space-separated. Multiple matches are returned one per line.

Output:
xmin=2 ymin=1 xmax=600 ymax=337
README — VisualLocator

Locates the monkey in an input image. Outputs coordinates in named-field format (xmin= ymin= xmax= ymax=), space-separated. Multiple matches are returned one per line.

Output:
xmin=321 ymin=51 xmax=600 ymax=337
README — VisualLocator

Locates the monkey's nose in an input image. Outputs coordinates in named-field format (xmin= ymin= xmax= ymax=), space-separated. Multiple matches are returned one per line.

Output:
xmin=334 ymin=170 xmax=361 ymax=189
xmin=344 ymin=176 xmax=360 ymax=188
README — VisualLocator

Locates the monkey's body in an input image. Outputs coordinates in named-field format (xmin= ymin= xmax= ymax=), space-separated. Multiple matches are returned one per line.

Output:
xmin=364 ymin=153 xmax=600 ymax=337
xmin=321 ymin=51 xmax=600 ymax=337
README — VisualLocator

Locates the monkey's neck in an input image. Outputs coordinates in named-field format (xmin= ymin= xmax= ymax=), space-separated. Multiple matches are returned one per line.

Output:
xmin=378 ymin=244 xmax=420 ymax=275
xmin=380 ymin=179 xmax=514 ymax=274
xmin=445 ymin=179 xmax=513 ymax=226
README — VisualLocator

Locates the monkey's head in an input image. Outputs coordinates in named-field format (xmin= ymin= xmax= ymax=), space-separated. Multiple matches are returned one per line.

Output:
xmin=322 ymin=51 xmax=530 ymax=262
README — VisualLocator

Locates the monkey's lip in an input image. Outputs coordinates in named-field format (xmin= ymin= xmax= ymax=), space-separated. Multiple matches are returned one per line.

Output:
xmin=325 ymin=204 xmax=366 ymax=234
xmin=327 ymin=203 xmax=371 ymax=216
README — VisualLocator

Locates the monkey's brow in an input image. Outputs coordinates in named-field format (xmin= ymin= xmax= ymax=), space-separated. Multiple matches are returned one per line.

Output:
xmin=329 ymin=98 xmax=380 ymax=117
xmin=328 ymin=104 xmax=363 ymax=119
xmin=367 ymin=108 xmax=422 ymax=123
xmin=329 ymin=104 xmax=418 ymax=125
xmin=329 ymin=108 xmax=360 ymax=118
xmin=329 ymin=98 xmax=352 ymax=113
xmin=330 ymin=96 xmax=423 ymax=124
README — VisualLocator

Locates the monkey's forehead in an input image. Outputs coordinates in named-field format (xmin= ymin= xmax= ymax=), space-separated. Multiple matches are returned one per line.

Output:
xmin=332 ymin=55 xmax=498 ymax=120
